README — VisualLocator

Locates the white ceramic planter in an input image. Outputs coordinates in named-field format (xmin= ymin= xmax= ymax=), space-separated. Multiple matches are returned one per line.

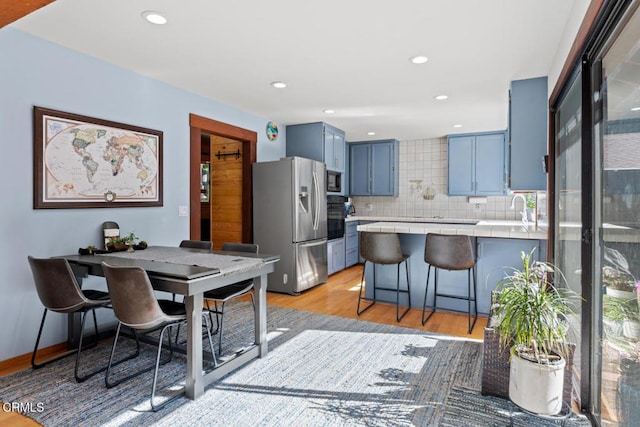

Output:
xmin=605 ymin=288 xmax=636 ymax=300
xmin=623 ymin=320 xmax=640 ymax=340
xmin=509 ymin=353 xmax=566 ymax=415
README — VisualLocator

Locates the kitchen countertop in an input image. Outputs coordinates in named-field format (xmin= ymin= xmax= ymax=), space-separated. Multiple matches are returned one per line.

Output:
xmin=353 ymin=216 xmax=547 ymax=240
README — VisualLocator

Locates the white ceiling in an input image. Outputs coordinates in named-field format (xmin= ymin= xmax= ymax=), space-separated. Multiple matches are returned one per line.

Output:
xmin=11 ymin=0 xmax=581 ymax=141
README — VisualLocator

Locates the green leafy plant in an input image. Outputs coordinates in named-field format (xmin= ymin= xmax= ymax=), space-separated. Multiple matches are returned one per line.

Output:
xmin=603 ymin=294 xmax=638 ymax=322
xmin=525 ymin=193 xmax=536 ymax=209
xmin=602 ymin=266 xmax=636 ymax=291
xmin=494 ymin=249 xmax=578 ymax=364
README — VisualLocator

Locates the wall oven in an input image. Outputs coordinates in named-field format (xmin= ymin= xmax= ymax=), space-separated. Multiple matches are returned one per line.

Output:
xmin=327 ymin=195 xmax=347 ymax=240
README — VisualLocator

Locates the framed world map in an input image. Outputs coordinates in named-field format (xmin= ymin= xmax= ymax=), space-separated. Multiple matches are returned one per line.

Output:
xmin=33 ymin=107 xmax=163 ymax=209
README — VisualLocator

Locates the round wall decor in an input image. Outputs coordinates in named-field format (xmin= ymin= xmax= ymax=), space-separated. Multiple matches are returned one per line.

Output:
xmin=266 ymin=122 xmax=278 ymax=141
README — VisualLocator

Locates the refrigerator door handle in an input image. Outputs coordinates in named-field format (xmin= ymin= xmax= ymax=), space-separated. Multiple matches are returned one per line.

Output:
xmin=312 ymin=171 xmax=320 ymax=231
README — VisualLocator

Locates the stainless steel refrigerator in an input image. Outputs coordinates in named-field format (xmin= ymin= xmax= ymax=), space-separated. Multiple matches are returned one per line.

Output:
xmin=253 ymin=157 xmax=328 ymax=294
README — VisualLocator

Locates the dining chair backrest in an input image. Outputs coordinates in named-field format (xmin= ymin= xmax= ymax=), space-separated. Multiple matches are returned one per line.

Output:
xmin=221 ymin=242 xmax=258 ymax=254
xmin=28 ymin=256 xmax=89 ymax=313
xmin=102 ymin=262 xmax=170 ymax=331
xmin=179 ymin=240 xmax=213 ymax=250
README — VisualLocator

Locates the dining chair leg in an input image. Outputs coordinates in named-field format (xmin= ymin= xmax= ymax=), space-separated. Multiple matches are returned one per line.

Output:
xmin=217 ymin=301 xmax=227 ymax=354
xmin=150 ymin=324 xmax=183 ymax=411
xmin=105 ymin=324 xmax=163 ymax=389
xmin=396 ymin=260 xmax=411 ymax=322
xmin=74 ymin=308 xmax=107 ymax=382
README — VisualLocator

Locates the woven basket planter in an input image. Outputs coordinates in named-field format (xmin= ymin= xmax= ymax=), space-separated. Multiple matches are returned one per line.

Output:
xmin=480 ymin=292 xmax=576 ymax=404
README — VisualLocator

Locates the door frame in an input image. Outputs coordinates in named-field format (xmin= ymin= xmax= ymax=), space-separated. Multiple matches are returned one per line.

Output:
xmin=189 ymin=113 xmax=257 ymax=243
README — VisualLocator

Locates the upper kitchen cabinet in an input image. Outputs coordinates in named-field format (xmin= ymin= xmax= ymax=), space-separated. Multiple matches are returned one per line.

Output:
xmin=285 ymin=122 xmax=345 ymax=172
xmin=509 ymin=77 xmax=548 ymax=191
xmin=349 ymin=139 xmax=399 ymax=196
xmin=448 ymin=131 xmax=506 ymax=196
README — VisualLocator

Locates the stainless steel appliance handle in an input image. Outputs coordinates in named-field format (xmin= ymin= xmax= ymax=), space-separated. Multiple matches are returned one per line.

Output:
xmin=312 ymin=171 xmax=319 ymax=230
xmin=299 ymin=239 xmax=326 ymax=248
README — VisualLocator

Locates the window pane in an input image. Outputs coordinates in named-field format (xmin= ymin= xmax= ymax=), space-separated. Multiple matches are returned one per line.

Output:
xmin=599 ymin=7 xmax=640 ymax=425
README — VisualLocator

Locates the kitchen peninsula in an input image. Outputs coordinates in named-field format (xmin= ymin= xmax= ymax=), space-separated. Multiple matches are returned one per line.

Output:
xmin=355 ymin=218 xmax=548 ymax=315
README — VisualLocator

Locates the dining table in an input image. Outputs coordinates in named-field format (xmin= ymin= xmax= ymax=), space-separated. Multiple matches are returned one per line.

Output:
xmin=60 ymin=245 xmax=279 ymax=400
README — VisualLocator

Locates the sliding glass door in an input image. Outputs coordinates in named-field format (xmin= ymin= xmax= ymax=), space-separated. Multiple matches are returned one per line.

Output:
xmin=554 ymin=71 xmax=584 ymax=409
xmin=596 ymin=7 xmax=640 ymax=425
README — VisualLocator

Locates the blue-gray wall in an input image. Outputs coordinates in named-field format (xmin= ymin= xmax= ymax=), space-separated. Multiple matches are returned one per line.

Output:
xmin=0 ymin=28 xmax=286 ymax=361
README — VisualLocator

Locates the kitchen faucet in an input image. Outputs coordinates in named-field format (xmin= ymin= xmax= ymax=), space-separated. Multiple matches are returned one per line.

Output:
xmin=510 ymin=194 xmax=529 ymax=226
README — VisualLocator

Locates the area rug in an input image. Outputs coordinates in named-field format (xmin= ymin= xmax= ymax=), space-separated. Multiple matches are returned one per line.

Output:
xmin=1 ymin=303 xmax=591 ymax=426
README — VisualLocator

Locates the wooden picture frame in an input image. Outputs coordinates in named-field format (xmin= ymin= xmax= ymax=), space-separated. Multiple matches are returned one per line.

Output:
xmin=33 ymin=106 xmax=163 ymax=209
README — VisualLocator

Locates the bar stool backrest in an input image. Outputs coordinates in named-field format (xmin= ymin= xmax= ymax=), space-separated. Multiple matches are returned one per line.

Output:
xmin=360 ymin=232 xmax=405 ymax=265
xmin=424 ymin=234 xmax=475 ymax=271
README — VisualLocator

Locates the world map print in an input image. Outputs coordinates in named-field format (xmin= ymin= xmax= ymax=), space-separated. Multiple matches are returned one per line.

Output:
xmin=43 ymin=117 xmax=160 ymax=203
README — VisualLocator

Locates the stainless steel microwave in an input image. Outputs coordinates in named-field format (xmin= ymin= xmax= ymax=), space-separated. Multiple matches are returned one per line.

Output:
xmin=327 ymin=170 xmax=342 ymax=193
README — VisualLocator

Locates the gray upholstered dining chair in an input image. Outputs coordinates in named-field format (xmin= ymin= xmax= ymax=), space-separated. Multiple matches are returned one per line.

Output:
xmin=204 ymin=242 xmax=258 ymax=354
xmin=102 ymin=261 xmax=217 ymax=411
xmin=357 ymin=232 xmax=411 ymax=322
xmin=27 ymin=256 xmax=112 ymax=382
xmin=421 ymin=233 xmax=477 ymax=333
xmin=179 ymin=239 xmax=213 ymax=250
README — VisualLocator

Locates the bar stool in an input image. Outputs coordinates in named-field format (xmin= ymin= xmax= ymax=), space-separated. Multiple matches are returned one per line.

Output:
xmin=357 ymin=232 xmax=411 ymax=322
xmin=421 ymin=233 xmax=477 ymax=333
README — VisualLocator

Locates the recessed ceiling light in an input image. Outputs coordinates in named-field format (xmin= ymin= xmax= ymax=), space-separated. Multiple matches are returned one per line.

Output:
xmin=141 ymin=11 xmax=167 ymax=25
xmin=409 ymin=55 xmax=428 ymax=64
xmin=631 ymin=107 xmax=640 ymax=111
xmin=435 ymin=95 xmax=448 ymax=100
xmin=452 ymin=124 xmax=463 ymax=128
xmin=367 ymin=132 xmax=376 ymax=136
xmin=323 ymin=109 xmax=335 ymax=114
xmin=271 ymin=81 xmax=287 ymax=89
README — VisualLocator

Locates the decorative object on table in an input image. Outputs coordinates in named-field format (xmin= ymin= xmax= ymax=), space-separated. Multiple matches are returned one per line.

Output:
xmin=106 ymin=232 xmax=140 ymax=252
xmin=492 ymin=249 xmax=578 ymax=415
xmin=266 ymin=121 xmax=278 ymax=141
xmin=33 ymin=106 xmax=163 ymax=209
xmin=78 ymin=245 xmax=108 ymax=255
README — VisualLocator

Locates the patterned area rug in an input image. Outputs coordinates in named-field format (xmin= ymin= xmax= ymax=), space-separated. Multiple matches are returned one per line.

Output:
xmin=1 ymin=303 xmax=591 ymax=426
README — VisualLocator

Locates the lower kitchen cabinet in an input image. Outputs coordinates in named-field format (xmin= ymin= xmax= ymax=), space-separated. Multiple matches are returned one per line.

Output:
xmin=345 ymin=221 xmax=359 ymax=267
xmin=327 ymin=238 xmax=345 ymax=275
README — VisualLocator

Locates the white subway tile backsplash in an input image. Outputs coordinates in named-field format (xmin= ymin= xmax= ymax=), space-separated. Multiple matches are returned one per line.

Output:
xmin=351 ymin=137 xmax=544 ymax=221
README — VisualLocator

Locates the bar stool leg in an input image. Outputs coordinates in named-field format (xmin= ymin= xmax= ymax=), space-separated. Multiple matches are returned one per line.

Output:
xmin=395 ymin=259 xmax=411 ymax=322
xmin=467 ymin=265 xmax=478 ymax=334
xmin=422 ymin=265 xmax=436 ymax=325
xmin=357 ymin=261 xmax=375 ymax=315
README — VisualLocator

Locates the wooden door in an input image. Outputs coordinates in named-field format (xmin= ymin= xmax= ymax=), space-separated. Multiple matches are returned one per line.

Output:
xmin=209 ymin=136 xmax=243 ymax=248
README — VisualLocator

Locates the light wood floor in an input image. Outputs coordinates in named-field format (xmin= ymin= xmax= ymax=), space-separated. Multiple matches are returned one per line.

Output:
xmin=0 ymin=264 xmax=486 ymax=425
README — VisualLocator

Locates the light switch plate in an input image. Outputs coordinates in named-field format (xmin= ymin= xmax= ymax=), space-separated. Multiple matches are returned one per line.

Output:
xmin=178 ymin=206 xmax=189 ymax=217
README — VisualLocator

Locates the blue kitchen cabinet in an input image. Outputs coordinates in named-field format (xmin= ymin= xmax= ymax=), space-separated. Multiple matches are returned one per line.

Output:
xmin=286 ymin=122 xmax=345 ymax=173
xmin=475 ymin=237 xmax=546 ymax=314
xmin=345 ymin=221 xmax=359 ymax=267
xmin=348 ymin=139 xmax=399 ymax=196
xmin=448 ymin=131 xmax=506 ymax=196
xmin=509 ymin=77 xmax=548 ymax=191
xmin=327 ymin=238 xmax=345 ymax=275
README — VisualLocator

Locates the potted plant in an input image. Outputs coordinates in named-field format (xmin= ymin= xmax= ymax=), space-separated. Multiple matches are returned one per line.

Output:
xmin=106 ymin=232 xmax=138 ymax=252
xmin=604 ymin=294 xmax=635 ymax=339
xmin=494 ymin=249 xmax=577 ymax=415
xmin=603 ymin=266 xmax=637 ymax=299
